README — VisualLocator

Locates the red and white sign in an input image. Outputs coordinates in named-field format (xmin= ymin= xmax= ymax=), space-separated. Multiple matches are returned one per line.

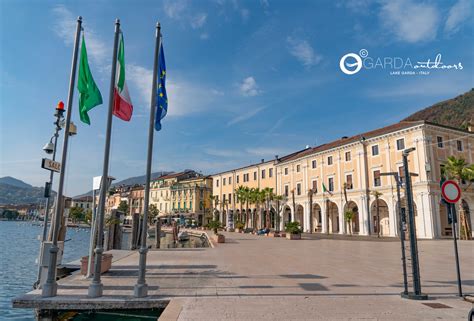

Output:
xmin=441 ymin=180 xmax=461 ymax=204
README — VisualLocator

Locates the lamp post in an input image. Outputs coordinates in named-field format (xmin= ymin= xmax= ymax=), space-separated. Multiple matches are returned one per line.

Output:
xmin=401 ymin=147 xmax=427 ymax=300
xmin=33 ymin=101 xmax=65 ymax=289
xmin=380 ymin=172 xmax=408 ymax=296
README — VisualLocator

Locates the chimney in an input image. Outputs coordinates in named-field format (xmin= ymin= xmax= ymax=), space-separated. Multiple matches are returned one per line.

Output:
xmin=261 ymin=158 xmax=264 ymax=163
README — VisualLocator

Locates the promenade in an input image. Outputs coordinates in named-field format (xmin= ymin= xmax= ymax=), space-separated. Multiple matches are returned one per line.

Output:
xmin=14 ymin=232 xmax=473 ymax=320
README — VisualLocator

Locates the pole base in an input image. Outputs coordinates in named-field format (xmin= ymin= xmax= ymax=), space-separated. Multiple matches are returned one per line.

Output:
xmin=134 ymin=283 xmax=148 ymax=298
xmin=401 ymin=292 xmax=429 ymax=300
xmin=88 ymin=282 xmax=103 ymax=298
xmin=41 ymin=282 xmax=58 ymax=297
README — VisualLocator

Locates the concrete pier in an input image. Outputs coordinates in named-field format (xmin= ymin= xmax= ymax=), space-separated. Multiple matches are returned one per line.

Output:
xmin=13 ymin=232 xmax=474 ymax=320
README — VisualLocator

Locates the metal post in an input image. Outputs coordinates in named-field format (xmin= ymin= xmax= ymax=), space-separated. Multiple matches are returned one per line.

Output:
xmin=134 ymin=22 xmax=161 ymax=298
xmin=395 ymin=174 xmax=409 ymax=296
xmin=34 ymin=108 xmax=63 ymax=289
xmin=86 ymin=188 xmax=97 ymax=278
xmin=88 ymin=19 xmax=121 ymax=298
xmin=450 ymin=204 xmax=463 ymax=297
xmin=42 ymin=17 xmax=82 ymax=298
xmin=402 ymin=148 xmax=427 ymax=300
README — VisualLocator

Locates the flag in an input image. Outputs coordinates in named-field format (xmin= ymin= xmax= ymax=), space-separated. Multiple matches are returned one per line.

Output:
xmin=113 ymin=34 xmax=133 ymax=121
xmin=155 ymin=42 xmax=167 ymax=131
xmin=322 ymin=183 xmax=333 ymax=195
xmin=77 ymin=35 xmax=103 ymax=125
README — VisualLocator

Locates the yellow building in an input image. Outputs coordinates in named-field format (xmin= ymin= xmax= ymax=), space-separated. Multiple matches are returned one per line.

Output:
xmin=212 ymin=120 xmax=473 ymax=239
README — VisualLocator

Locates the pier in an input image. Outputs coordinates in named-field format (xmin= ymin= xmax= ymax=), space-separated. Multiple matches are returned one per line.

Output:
xmin=13 ymin=231 xmax=474 ymax=320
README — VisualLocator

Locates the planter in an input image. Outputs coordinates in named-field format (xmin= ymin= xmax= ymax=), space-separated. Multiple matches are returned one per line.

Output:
xmin=286 ymin=233 xmax=301 ymax=240
xmin=212 ymin=234 xmax=226 ymax=243
xmin=268 ymin=232 xmax=280 ymax=237
xmin=80 ymin=253 xmax=113 ymax=275
xmin=235 ymin=228 xmax=241 ymax=233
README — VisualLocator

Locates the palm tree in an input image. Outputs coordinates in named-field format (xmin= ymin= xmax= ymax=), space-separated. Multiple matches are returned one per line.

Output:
xmin=209 ymin=195 xmax=219 ymax=222
xmin=291 ymin=188 xmax=296 ymax=223
xmin=262 ymin=187 xmax=274 ymax=228
xmin=243 ymin=186 xmax=251 ymax=228
xmin=273 ymin=194 xmax=284 ymax=233
xmin=235 ymin=185 xmax=245 ymax=223
xmin=443 ymin=156 xmax=474 ymax=239
xmin=343 ymin=182 xmax=352 ymax=235
xmin=249 ymin=188 xmax=262 ymax=229
xmin=371 ymin=190 xmax=383 ymax=237
xmin=307 ymin=188 xmax=317 ymax=233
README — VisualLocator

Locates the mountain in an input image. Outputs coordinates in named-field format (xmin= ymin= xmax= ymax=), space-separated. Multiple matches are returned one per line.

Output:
xmin=73 ymin=171 xmax=171 ymax=198
xmin=404 ymin=89 xmax=474 ymax=129
xmin=0 ymin=177 xmax=55 ymax=205
xmin=0 ymin=176 xmax=32 ymax=189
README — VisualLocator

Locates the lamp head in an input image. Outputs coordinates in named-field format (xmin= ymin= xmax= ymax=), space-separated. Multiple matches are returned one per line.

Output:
xmin=43 ymin=141 xmax=54 ymax=154
xmin=403 ymin=147 xmax=416 ymax=156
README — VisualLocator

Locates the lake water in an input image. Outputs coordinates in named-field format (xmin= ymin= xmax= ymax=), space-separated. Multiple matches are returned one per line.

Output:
xmin=0 ymin=221 xmax=91 ymax=321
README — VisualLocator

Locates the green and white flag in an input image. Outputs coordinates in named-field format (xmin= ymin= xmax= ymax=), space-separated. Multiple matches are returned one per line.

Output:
xmin=77 ymin=35 xmax=103 ymax=125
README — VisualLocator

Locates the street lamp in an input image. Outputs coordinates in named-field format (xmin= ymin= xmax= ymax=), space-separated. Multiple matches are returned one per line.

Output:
xmin=33 ymin=101 xmax=65 ymax=289
xmin=401 ymin=147 xmax=428 ymax=300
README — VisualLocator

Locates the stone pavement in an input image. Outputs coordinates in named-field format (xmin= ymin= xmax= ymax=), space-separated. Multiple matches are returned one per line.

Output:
xmin=14 ymin=232 xmax=474 ymax=320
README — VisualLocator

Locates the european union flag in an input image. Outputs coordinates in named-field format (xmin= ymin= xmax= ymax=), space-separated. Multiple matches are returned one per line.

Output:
xmin=155 ymin=43 xmax=167 ymax=131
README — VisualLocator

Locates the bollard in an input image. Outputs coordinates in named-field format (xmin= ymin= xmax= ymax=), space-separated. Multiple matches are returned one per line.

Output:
xmin=155 ymin=219 xmax=161 ymax=249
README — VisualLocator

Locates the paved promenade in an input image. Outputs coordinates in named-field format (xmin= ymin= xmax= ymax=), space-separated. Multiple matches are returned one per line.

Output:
xmin=14 ymin=232 xmax=474 ymax=320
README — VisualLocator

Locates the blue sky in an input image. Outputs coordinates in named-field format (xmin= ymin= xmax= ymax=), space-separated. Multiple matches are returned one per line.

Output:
xmin=1 ymin=0 xmax=473 ymax=196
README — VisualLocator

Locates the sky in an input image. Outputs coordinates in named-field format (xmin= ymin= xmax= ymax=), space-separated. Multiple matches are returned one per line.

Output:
xmin=0 ymin=0 xmax=473 ymax=196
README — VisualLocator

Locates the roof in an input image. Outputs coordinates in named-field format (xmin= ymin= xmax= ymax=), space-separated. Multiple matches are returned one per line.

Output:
xmin=72 ymin=196 xmax=93 ymax=202
xmin=280 ymin=120 xmax=471 ymax=164
xmin=153 ymin=170 xmax=199 ymax=181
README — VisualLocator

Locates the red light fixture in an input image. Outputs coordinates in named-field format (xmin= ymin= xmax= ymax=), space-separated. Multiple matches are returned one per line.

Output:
xmin=56 ymin=101 xmax=65 ymax=110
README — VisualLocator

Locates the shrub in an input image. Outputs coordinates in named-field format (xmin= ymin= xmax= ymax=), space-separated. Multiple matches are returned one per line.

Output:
xmin=285 ymin=221 xmax=302 ymax=234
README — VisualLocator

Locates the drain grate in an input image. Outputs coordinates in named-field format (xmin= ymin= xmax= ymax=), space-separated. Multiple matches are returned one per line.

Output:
xmin=422 ymin=302 xmax=452 ymax=309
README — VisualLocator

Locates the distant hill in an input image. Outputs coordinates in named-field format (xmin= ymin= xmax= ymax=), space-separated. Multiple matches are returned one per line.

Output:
xmin=0 ymin=176 xmax=32 ymax=189
xmin=0 ymin=177 xmax=55 ymax=205
xmin=74 ymin=171 xmax=172 ymax=198
xmin=404 ymin=89 xmax=474 ymax=129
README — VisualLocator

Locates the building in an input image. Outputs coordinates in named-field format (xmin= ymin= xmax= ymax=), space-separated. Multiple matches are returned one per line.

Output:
xmin=71 ymin=196 xmax=93 ymax=211
xmin=212 ymin=120 xmax=474 ymax=239
xmin=128 ymin=184 xmax=145 ymax=219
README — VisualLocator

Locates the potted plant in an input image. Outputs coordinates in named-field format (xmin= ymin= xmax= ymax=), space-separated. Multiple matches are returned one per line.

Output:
xmin=235 ymin=221 xmax=245 ymax=233
xmin=344 ymin=210 xmax=354 ymax=235
xmin=208 ymin=220 xmax=225 ymax=243
xmin=285 ymin=221 xmax=302 ymax=240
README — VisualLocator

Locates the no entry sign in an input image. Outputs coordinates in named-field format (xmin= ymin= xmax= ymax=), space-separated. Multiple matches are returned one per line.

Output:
xmin=441 ymin=180 xmax=461 ymax=203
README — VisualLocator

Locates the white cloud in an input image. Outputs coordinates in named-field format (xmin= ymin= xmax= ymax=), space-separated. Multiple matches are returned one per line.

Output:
xmin=200 ymin=33 xmax=209 ymax=40
xmin=51 ymin=5 xmax=107 ymax=66
xmin=239 ymin=76 xmax=261 ymax=97
xmin=164 ymin=0 xmax=188 ymax=18
xmin=379 ymin=0 xmax=439 ymax=43
xmin=227 ymin=106 xmax=265 ymax=126
xmin=286 ymin=36 xmax=322 ymax=67
xmin=191 ymin=13 xmax=207 ymax=29
xmin=445 ymin=0 xmax=472 ymax=35
xmin=241 ymin=8 xmax=250 ymax=21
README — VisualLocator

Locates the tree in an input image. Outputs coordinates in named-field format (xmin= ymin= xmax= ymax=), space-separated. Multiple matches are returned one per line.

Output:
xmin=84 ymin=209 xmax=92 ymax=225
xmin=443 ymin=156 xmax=474 ymax=239
xmin=307 ymin=188 xmax=316 ymax=233
xmin=117 ymin=200 xmax=129 ymax=214
xmin=209 ymin=195 xmax=219 ymax=222
xmin=69 ymin=206 xmax=84 ymax=223
xmin=262 ymin=187 xmax=274 ymax=228
xmin=235 ymin=185 xmax=246 ymax=223
xmin=148 ymin=204 xmax=159 ymax=224
xmin=273 ymin=194 xmax=284 ymax=232
xmin=371 ymin=191 xmax=383 ymax=238
xmin=344 ymin=211 xmax=354 ymax=235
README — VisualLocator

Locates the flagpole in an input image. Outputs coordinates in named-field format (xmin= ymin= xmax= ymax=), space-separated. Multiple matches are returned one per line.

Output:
xmin=42 ymin=16 xmax=82 ymax=298
xmin=134 ymin=22 xmax=161 ymax=298
xmin=88 ymin=18 xmax=121 ymax=298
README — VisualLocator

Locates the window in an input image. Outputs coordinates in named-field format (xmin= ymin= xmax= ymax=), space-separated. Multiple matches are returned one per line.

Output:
xmin=328 ymin=177 xmax=334 ymax=192
xmin=261 ymin=169 xmax=266 ymax=179
xmin=284 ymin=167 xmax=289 ymax=175
xmin=269 ymin=168 xmax=273 ymax=178
xmin=312 ymin=180 xmax=318 ymax=193
xmin=327 ymin=156 xmax=333 ymax=165
xmin=297 ymin=183 xmax=301 ymax=195
xmin=253 ymin=171 xmax=257 ymax=180
xmin=243 ymin=173 xmax=249 ymax=182
xmin=296 ymin=164 xmax=301 ymax=172
xmin=229 ymin=177 xmax=232 ymax=184
xmin=312 ymin=160 xmax=317 ymax=169
xmin=346 ymin=174 xmax=353 ymax=189
xmin=228 ymin=193 xmax=232 ymax=204
xmin=216 ymin=179 xmax=219 ymax=187
xmin=437 ymin=136 xmax=443 ymax=148
xmin=223 ymin=178 xmax=226 ymax=186
xmin=345 ymin=151 xmax=351 ymax=161
xmin=222 ymin=194 xmax=226 ymax=202
xmin=236 ymin=175 xmax=240 ymax=183
xmin=372 ymin=145 xmax=379 ymax=156
xmin=457 ymin=140 xmax=463 ymax=151
xmin=396 ymin=138 xmax=405 ymax=151
xmin=374 ymin=170 xmax=381 ymax=187
xmin=284 ymin=185 xmax=289 ymax=197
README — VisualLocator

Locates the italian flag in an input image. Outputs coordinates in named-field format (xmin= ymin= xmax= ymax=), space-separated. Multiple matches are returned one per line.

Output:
xmin=113 ymin=34 xmax=133 ymax=121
